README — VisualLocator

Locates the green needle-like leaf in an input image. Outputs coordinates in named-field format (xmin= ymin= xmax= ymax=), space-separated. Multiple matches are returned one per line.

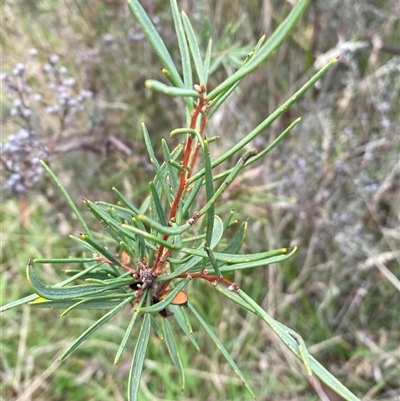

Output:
xmin=189 ymin=303 xmax=255 ymax=398
xmin=221 ymin=220 xmax=247 ymax=254
xmin=170 ymin=305 xmax=199 ymax=350
xmin=27 ymin=262 xmax=132 ymax=300
xmin=203 ymin=138 xmax=215 ymax=248
xmin=115 ymin=296 xmax=146 ymax=365
xmin=149 ymin=182 xmax=167 ymax=227
xmin=128 ymin=313 xmax=151 ymax=401
xmin=80 ymin=234 xmax=121 ymax=267
xmin=40 ymin=160 xmax=91 ymax=237
xmin=59 ymin=296 xmax=134 ymax=361
xmin=127 ymin=0 xmax=183 ymax=88
xmin=203 ymin=38 xmax=213 ymax=83
xmin=142 ymin=123 xmax=173 ymax=204
xmin=189 ymin=58 xmax=338 ymax=185
xmin=145 ymin=80 xmax=200 ymax=98
xmin=137 ymin=278 xmax=190 ymax=313
xmin=162 ymin=318 xmax=185 ymax=391
xmin=207 ymin=0 xmax=310 ymax=101
xmin=170 ymin=0 xmax=192 ymax=90
xmin=237 ymin=290 xmax=360 ymax=401
xmin=181 ymin=11 xmax=205 ymax=84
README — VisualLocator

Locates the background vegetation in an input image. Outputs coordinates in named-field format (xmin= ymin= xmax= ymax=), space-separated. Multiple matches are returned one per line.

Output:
xmin=1 ymin=0 xmax=399 ymax=400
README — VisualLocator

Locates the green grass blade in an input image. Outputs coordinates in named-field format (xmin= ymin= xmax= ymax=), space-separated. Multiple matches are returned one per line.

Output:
xmin=181 ymin=11 xmax=205 ymax=84
xmin=40 ymin=160 xmax=91 ymax=237
xmin=207 ymin=0 xmax=310 ymax=101
xmin=128 ymin=313 xmax=151 ymax=401
xmin=189 ymin=58 xmax=338 ymax=185
xmin=188 ymin=303 xmax=255 ymax=398
xmin=59 ymin=296 xmax=134 ymax=361
xmin=162 ymin=318 xmax=185 ymax=391
xmin=127 ymin=0 xmax=183 ymax=88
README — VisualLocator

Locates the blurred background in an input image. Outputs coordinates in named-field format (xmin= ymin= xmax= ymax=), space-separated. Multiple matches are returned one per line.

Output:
xmin=1 ymin=0 xmax=399 ymax=400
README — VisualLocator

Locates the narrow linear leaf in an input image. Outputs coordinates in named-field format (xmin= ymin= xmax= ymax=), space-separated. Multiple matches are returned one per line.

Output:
xmin=28 ymin=297 xmax=129 ymax=310
xmin=40 ymin=160 xmax=91 ymax=236
xmin=27 ymin=262 xmax=132 ymax=300
xmin=127 ymin=0 xmax=183 ymax=88
xmin=204 ymin=247 xmax=221 ymax=278
xmin=181 ymin=12 xmax=205 ymax=84
xmin=243 ymin=118 xmax=302 ymax=166
xmin=150 ymin=315 xmax=163 ymax=339
xmin=170 ymin=305 xmax=199 ymax=350
xmin=0 ymin=293 xmax=39 ymax=312
xmin=81 ymin=234 xmax=121 ymax=267
xmin=33 ymin=257 xmax=97 ymax=264
xmin=207 ymin=0 xmax=311 ymax=100
xmin=203 ymin=38 xmax=213 ymax=83
xmin=203 ymin=139 xmax=215 ymax=248
xmin=170 ymin=0 xmax=192 ymax=90
xmin=121 ymin=223 xmax=182 ymax=251
xmin=237 ymin=290 xmax=360 ymax=401
xmin=182 ymin=173 xmax=203 ymax=217
xmin=161 ymin=139 xmax=179 ymax=194
xmin=115 ymin=296 xmax=146 ymax=365
xmin=137 ymin=278 xmax=190 ymax=313
xmin=189 ymin=58 xmax=338 ymax=185
xmin=170 ymin=128 xmax=198 ymax=137
xmin=145 ymin=80 xmax=200 ymax=98
xmin=112 ymin=187 xmax=141 ymax=215
xmin=221 ymin=220 xmax=247 ymax=255
xmin=59 ymin=296 xmax=134 ymax=361
xmin=142 ymin=123 xmax=173 ymax=204
xmin=162 ymin=318 xmax=185 ymax=391
xmin=197 ymin=149 xmax=257 ymax=217
xmin=149 ymin=182 xmax=167 ymax=227
xmin=137 ymin=213 xmax=190 ymax=235
xmin=188 ymin=303 xmax=255 ymax=398
xmin=128 ymin=313 xmax=151 ymax=401
xmin=217 ymin=248 xmax=297 ymax=273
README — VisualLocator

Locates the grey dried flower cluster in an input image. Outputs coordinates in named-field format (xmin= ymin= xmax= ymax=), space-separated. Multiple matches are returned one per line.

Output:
xmin=1 ymin=49 xmax=94 ymax=195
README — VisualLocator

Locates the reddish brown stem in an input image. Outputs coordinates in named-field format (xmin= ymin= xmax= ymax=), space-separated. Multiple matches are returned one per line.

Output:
xmin=153 ymin=95 xmax=206 ymax=275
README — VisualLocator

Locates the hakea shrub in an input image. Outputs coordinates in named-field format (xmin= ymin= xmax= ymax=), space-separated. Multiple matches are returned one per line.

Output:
xmin=1 ymin=0 xmax=361 ymax=400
